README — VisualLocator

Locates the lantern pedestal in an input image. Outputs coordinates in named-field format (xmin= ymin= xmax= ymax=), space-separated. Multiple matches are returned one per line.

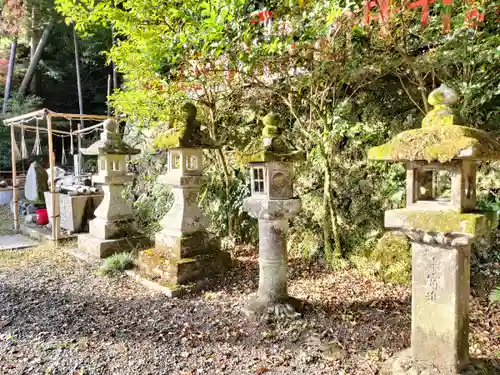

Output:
xmin=77 ymin=119 xmax=147 ymax=259
xmin=136 ymin=148 xmax=230 ymax=291
xmin=381 ymin=211 xmax=496 ymax=375
xmin=368 ymin=85 xmax=500 ymax=375
xmin=78 ymin=175 xmax=149 ymax=258
xmin=241 ymin=197 xmax=302 ymax=319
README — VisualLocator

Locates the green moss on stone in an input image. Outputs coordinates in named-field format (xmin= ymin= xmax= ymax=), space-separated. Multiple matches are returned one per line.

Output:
xmin=158 ymin=281 xmax=182 ymax=290
xmin=404 ymin=211 xmax=494 ymax=236
xmin=368 ymin=125 xmax=500 ymax=163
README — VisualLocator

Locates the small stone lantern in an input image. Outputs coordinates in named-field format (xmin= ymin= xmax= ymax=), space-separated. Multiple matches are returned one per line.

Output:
xmin=240 ymin=113 xmax=305 ymax=318
xmin=136 ymin=103 xmax=230 ymax=292
xmin=369 ymin=85 xmax=500 ymax=375
xmin=78 ymin=119 xmax=148 ymax=258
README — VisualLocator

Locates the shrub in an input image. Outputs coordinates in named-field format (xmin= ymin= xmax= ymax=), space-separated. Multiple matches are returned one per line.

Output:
xmin=97 ymin=252 xmax=135 ymax=276
xmin=370 ymin=231 xmax=411 ymax=285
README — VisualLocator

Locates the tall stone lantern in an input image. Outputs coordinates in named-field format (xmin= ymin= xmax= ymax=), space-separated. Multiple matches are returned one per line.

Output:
xmin=368 ymin=85 xmax=500 ymax=375
xmin=239 ymin=113 xmax=305 ymax=318
xmin=137 ymin=103 xmax=230 ymax=292
xmin=78 ymin=119 xmax=148 ymax=258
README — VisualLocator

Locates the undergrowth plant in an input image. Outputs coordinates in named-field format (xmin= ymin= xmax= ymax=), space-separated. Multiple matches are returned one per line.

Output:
xmin=97 ymin=252 xmax=135 ymax=277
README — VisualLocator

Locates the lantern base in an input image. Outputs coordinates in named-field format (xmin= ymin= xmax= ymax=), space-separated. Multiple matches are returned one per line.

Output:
xmin=380 ymin=349 xmax=479 ymax=375
xmin=241 ymin=295 xmax=302 ymax=320
xmin=77 ymin=233 xmax=150 ymax=259
xmin=136 ymin=230 xmax=231 ymax=286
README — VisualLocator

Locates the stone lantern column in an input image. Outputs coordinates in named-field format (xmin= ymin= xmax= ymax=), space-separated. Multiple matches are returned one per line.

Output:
xmin=136 ymin=103 xmax=230 ymax=292
xmin=368 ymin=85 xmax=500 ymax=375
xmin=240 ymin=113 xmax=305 ymax=318
xmin=78 ymin=119 xmax=149 ymax=258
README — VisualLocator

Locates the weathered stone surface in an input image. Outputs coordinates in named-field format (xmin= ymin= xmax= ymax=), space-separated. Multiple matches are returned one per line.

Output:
xmin=157 ymin=186 xmax=206 ymax=236
xmin=24 ymin=161 xmax=48 ymax=202
xmin=137 ymin=147 xmax=230 ymax=290
xmin=412 ymin=242 xmax=470 ymax=373
xmin=78 ymin=233 xmax=150 ymax=259
xmin=77 ymin=117 xmax=143 ymax=258
xmin=243 ymin=197 xmax=301 ymax=220
xmin=242 ymin=196 xmax=301 ymax=318
xmin=384 ymin=209 xmax=495 ymax=238
xmin=373 ymin=86 xmax=497 ymax=375
xmin=137 ymin=241 xmax=230 ymax=285
xmin=44 ymin=192 xmax=103 ymax=233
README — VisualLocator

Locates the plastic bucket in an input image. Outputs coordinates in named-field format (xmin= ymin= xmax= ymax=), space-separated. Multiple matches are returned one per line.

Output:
xmin=36 ymin=208 xmax=48 ymax=225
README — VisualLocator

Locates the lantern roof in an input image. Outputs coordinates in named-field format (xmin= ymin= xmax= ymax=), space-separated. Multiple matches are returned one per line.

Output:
xmin=82 ymin=119 xmax=141 ymax=156
xmin=237 ymin=112 xmax=305 ymax=164
xmin=368 ymin=84 xmax=500 ymax=163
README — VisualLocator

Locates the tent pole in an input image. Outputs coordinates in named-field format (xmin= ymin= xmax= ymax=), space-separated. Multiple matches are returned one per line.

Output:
xmin=10 ymin=125 xmax=19 ymax=232
xmin=47 ymin=115 xmax=59 ymax=242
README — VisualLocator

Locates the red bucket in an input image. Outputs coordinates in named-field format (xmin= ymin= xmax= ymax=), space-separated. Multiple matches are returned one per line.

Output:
xmin=36 ymin=208 xmax=48 ymax=225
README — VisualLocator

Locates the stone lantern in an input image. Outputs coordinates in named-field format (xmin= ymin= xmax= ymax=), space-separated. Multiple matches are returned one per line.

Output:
xmin=239 ymin=113 xmax=305 ymax=318
xmin=78 ymin=119 xmax=148 ymax=258
xmin=136 ymin=103 xmax=230 ymax=292
xmin=368 ymin=85 xmax=500 ymax=375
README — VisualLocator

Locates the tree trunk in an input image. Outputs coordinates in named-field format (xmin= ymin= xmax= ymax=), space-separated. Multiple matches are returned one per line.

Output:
xmin=73 ymin=25 xmax=84 ymax=175
xmin=323 ymin=170 xmax=334 ymax=261
xmin=2 ymin=39 xmax=17 ymax=115
xmin=111 ymin=24 xmax=118 ymax=90
xmin=29 ymin=4 xmax=40 ymax=94
xmin=18 ymin=21 xmax=54 ymax=98
xmin=323 ymin=161 xmax=342 ymax=258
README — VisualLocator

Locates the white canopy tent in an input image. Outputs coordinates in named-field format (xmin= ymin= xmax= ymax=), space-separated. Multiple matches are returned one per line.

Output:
xmin=4 ymin=108 xmax=112 ymax=241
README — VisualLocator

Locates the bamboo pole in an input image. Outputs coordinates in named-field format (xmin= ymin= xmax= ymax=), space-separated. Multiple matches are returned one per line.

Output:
xmin=46 ymin=112 xmax=111 ymax=120
xmin=13 ymin=123 xmax=71 ymax=135
xmin=47 ymin=115 xmax=60 ymax=241
xmin=4 ymin=109 xmax=47 ymax=124
xmin=10 ymin=125 xmax=20 ymax=232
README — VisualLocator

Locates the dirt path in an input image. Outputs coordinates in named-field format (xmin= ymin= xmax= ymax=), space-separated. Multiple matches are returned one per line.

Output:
xmin=0 ymin=245 xmax=498 ymax=375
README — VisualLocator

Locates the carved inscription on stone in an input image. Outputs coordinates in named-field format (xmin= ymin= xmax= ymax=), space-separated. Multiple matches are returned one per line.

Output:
xmin=424 ymin=253 xmax=443 ymax=302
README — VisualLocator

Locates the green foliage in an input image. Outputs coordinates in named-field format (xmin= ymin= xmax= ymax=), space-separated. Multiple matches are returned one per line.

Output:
xmin=56 ymin=0 xmax=500 ymax=263
xmin=201 ymin=165 xmax=258 ymax=245
xmin=123 ymin=153 xmax=172 ymax=236
xmin=489 ymin=287 xmax=500 ymax=305
xmin=370 ymin=232 xmax=411 ymax=285
xmin=97 ymin=252 xmax=135 ymax=276
xmin=0 ymin=94 xmax=43 ymax=170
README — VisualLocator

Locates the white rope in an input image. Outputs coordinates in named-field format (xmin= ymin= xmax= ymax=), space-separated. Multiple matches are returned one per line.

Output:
xmin=61 ymin=137 xmax=67 ymax=165
xmin=69 ymin=119 xmax=74 ymax=155
xmin=13 ymin=129 xmax=21 ymax=161
xmin=32 ymin=118 xmax=42 ymax=156
xmin=20 ymin=127 xmax=28 ymax=159
xmin=8 ymin=114 xmax=45 ymax=126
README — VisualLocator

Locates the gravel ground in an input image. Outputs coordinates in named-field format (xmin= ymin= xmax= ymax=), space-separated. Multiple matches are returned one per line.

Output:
xmin=0 ymin=244 xmax=498 ymax=375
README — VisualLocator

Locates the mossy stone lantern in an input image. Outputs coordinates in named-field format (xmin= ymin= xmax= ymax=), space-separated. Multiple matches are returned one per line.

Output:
xmin=369 ymin=85 xmax=500 ymax=375
xmin=136 ymin=103 xmax=230 ymax=293
xmin=78 ymin=119 xmax=148 ymax=258
xmin=239 ymin=113 xmax=305 ymax=319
